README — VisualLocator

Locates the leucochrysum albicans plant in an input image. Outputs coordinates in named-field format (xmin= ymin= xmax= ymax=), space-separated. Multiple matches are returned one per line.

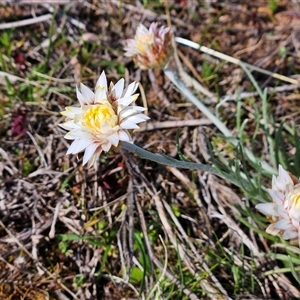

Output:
xmin=59 ymin=71 xmax=149 ymax=168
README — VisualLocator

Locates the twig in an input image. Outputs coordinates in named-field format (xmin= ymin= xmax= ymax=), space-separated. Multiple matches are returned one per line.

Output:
xmin=0 ymin=14 xmax=52 ymax=30
xmin=148 ymin=69 xmax=171 ymax=106
xmin=0 ymin=220 xmax=79 ymax=299
xmin=0 ymin=147 xmax=19 ymax=174
xmin=49 ymin=197 xmax=67 ymax=239
xmin=26 ymin=131 xmax=48 ymax=168
xmin=177 ymin=50 xmax=216 ymax=100
xmin=117 ymin=214 xmax=129 ymax=281
xmin=176 ymin=37 xmax=299 ymax=85
xmin=0 ymin=71 xmax=44 ymax=86
xmin=139 ymin=119 xmax=212 ymax=131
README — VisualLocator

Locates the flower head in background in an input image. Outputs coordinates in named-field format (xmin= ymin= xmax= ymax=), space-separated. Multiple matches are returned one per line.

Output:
xmin=256 ymin=165 xmax=300 ymax=246
xmin=124 ymin=22 xmax=172 ymax=70
xmin=59 ymin=71 xmax=149 ymax=168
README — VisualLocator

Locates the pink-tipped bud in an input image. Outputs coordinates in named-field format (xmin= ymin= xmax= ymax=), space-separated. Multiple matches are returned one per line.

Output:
xmin=124 ymin=22 xmax=173 ymax=70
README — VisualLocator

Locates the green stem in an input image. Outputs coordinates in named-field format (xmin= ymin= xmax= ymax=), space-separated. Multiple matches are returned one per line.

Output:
xmin=122 ymin=141 xmax=251 ymax=190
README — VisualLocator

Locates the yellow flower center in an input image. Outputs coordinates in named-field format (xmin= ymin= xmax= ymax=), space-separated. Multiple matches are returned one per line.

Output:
xmin=83 ymin=102 xmax=118 ymax=132
xmin=136 ymin=34 xmax=153 ymax=53
xmin=291 ymin=190 xmax=300 ymax=210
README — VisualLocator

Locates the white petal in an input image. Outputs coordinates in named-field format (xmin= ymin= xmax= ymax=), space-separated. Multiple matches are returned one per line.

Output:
xmin=122 ymin=82 xmax=139 ymax=97
xmin=273 ymin=219 xmax=293 ymax=230
xmin=61 ymin=106 xmax=82 ymax=118
xmin=127 ymin=105 xmax=146 ymax=112
xmin=272 ymin=165 xmax=293 ymax=192
xmin=277 ymin=205 xmax=289 ymax=218
xmin=289 ymin=205 xmax=300 ymax=221
xmin=137 ymin=23 xmax=148 ymax=34
xmin=162 ymin=26 xmax=170 ymax=35
xmin=267 ymin=189 xmax=285 ymax=206
xmin=95 ymin=71 xmax=108 ymax=91
xmin=112 ymin=78 xmax=124 ymax=99
xmin=120 ymin=120 xmax=139 ymax=129
xmin=149 ymin=22 xmax=157 ymax=32
xmin=135 ymin=28 xmax=146 ymax=39
xmin=118 ymin=130 xmax=132 ymax=142
xmin=64 ymin=132 xmax=77 ymax=140
xmin=124 ymin=44 xmax=138 ymax=56
xmin=255 ymin=203 xmax=279 ymax=216
xmin=80 ymin=83 xmax=95 ymax=104
xmin=282 ymin=229 xmax=298 ymax=240
xmin=124 ymin=114 xmax=150 ymax=124
xmin=87 ymin=151 xmax=101 ymax=168
xmin=67 ymin=138 xmax=93 ymax=154
xmin=107 ymin=133 xmax=120 ymax=147
xmin=59 ymin=121 xmax=78 ymax=131
xmin=119 ymin=107 xmax=146 ymax=119
xmin=117 ymin=95 xmax=136 ymax=106
xmin=119 ymin=110 xmax=136 ymax=120
xmin=65 ymin=129 xmax=92 ymax=140
xmin=278 ymin=164 xmax=293 ymax=184
xmin=76 ymin=86 xmax=87 ymax=106
xmin=95 ymin=89 xmax=107 ymax=103
xmin=102 ymin=141 xmax=112 ymax=152
xmin=83 ymin=143 xmax=99 ymax=166
xmin=67 ymin=106 xmax=82 ymax=113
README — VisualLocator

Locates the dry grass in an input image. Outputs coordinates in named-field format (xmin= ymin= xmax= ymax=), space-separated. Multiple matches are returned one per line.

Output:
xmin=1 ymin=0 xmax=300 ymax=299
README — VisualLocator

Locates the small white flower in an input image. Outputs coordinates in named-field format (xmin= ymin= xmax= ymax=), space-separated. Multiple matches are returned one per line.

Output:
xmin=124 ymin=22 xmax=172 ymax=70
xmin=256 ymin=165 xmax=300 ymax=246
xmin=59 ymin=71 xmax=149 ymax=168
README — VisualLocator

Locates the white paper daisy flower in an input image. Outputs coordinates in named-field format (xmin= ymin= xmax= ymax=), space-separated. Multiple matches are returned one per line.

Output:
xmin=59 ymin=71 xmax=149 ymax=168
xmin=256 ymin=165 xmax=300 ymax=246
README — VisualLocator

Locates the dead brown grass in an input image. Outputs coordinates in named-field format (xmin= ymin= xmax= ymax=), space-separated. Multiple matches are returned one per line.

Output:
xmin=1 ymin=0 xmax=300 ymax=299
